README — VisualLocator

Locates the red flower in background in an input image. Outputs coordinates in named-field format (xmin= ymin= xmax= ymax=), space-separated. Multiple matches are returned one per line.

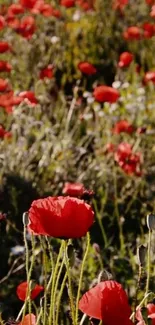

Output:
xmin=112 ymin=0 xmax=128 ymax=11
xmin=63 ymin=182 xmax=85 ymax=196
xmin=28 ymin=196 xmax=94 ymax=238
xmin=0 ymin=91 xmax=23 ymax=113
xmin=114 ymin=142 xmax=142 ymax=176
xmin=146 ymin=0 xmax=155 ymax=4
xmin=93 ymin=85 xmax=120 ymax=103
xmin=0 ymin=16 xmax=6 ymax=30
xmin=112 ymin=120 xmax=134 ymax=134
xmin=0 ymin=41 xmax=11 ymax=53
xmin=150 ymin=5 xmax=155 ymax=18
xmin=19 ymin=91 xmax=38 ymax=105
xmin=0 ymin=79 xmax=9 ymax=92
xmin=61 ymin=0 xmax=75 ymax=7
xmin=78 ymin=62 xmax=97 ymax=75
xmin=136 ymin=303 xmax=155 ymax=325
xmin=104 ymin=143 xmax=115 ymax=153
xmin=118 ymin=52 xmax=134 ymax=68
xmin=39 ymin=65 xmax=54 ymax=79
xmin=6 ymin=16 xmax=20 ymax=29
xmin=17 ymin=16 xmax=36 ymax=39
xmin=20 ymin=0 xmax=38 ymax=9
xmin=19 ymin=314 xmax=36 ymax=325
xmin=123 ymin=26 xmax=141 ymax=40
xmin=0 ymin=125 xmax=6 ymax=138
xmin=142 ymin=22 xmax=155 ymax=38
xmin=16 ymin=281 xmax=44 ymax=301
xmin=0 ymin=61 xmax=12 ymax=72
xmin=77 ymin=0 xmax=95 ymax=11
xmin=7 ymin=4 xmax=25 ymax=16
xmin=79 ymin=280 xmax=134 ymax=325
xmin=143 ymin=71 xmax=155 ymax=84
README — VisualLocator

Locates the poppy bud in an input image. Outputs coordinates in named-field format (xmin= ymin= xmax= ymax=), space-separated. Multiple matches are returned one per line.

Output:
xmin=93 ymin=243 xmax=100 ymax=255
xmin=137 ymin=245 xmax=147 ymax=266
xmin=22 ymin=212 xmax=29 ymax=226
xmin=147 ymin=213 xmax=155 ymax=230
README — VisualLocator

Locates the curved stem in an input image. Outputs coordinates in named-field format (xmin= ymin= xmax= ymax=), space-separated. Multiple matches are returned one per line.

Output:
xmin=48 ymin=240 xmax=65 ymax=325
xmin=75 ymin=232 xmax=90 ymax=324
xmin=64 ymin=240 xmax=76 ymax=325
xmin=55 ymin=272 xmax=68 ymax=325
xmin=93 ymin=199 xmax=108 ymax=247
xmin=145 ymin=229 xmax=152 ymax=305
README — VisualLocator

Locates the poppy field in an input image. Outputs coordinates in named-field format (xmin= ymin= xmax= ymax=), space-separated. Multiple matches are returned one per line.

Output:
xmin=1 ymin=0 xmax=155 ymax=324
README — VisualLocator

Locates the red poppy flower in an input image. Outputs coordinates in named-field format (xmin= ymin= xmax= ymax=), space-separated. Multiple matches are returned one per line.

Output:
xmin=0 ymin=79 xmax=9 ymax=92
xmin=20 ymin=0 xmax=38 ymax=9
xmin=4 ymin=131 xmax=12 ymax=139
xmin=16 ymin=281 xmax=44 ymax=301
xmin=118 ymin=52 xmax=134 ymax=68
xmin=0 ymin=91 xmax=23 ymax=111
xmin=79 ymin=280 xmax=134 ymax=325
xmin=77 ymin=0 xmax=94 ymax=11
xmin=150 ymin=5 xmax=155 ymax=18
xmin=0 ymin=125 xmax=6 ymax=138
xmin=112 ymin=120 xmax=134 ymax=134
xmin=104 ymin=143 xmax=115 ymax=153
xmin=78 ymin=62 xmax=97 ymax=75
xmin=146 ymin=0 xmax=155 ymax=4
xmin=19 ymin=314 xmax=36 ymax=325
xmin=0 ymin=61 xmax=12 ymax=72
xmin=39 ymin=4 xmax=61 ymax=17
xmin=93 ymin=85 xmax=120 ymax=103
xmin=61 ymin=0 xmax=75 ymax=8
xmin=39 ymin=65 xmax=54 ymax=79
xmin=7 ymin=4 xmax=25 ymax=16
xmin=63 ymin=182 xmax=85 ymax=197
xmin=6 ymin=16 xmax=20 ymax=29
xmin=17 ymin=16 xmax=36 ymax=39
xmin=114 ymin=142 xmax=142 ymax=175
xmin=28 ymin=196 xmax=94 ymax=238
xmin=123 ymin=26 xmax=141 ymax=40
xmin=0 ymin=16 xmax=6 ymax=30
xmin=136 ymin=303 xmax=155 ymax=325
xmin=112 ymin=0 xmax=128 ymax=10
xmin=0 ymin=41 xmax=11 ymax=53
xmin=19 ymin=91 xmax=38 ymax=105
xmin=143 ymin=71 xmax=155 ymax=84
xmin=142 ymin=22 xmax=155 ymax=38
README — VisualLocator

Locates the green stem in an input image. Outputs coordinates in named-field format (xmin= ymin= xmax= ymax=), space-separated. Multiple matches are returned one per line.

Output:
xmin=21 ymin=224 xmax=31 ymax=321
xmin=75 ymin=232 xmax=90 ymax=324
xmin=48 ymin=241 xmax=65 ymax=325
xmin=55 ymin=272 xmax=68 ymax=325
xmin=145 ymin=229 xmax=152 ymax=305
xmin=113 ymin=169 xmax=125 ymax=256
xmin=53 ymin=255 xmax=65 ymax=320
xmin=64 ymin=240 xmax=76 ymax=325
xmin=130 ymin=292 xmax=153 ymax=321
xmin=93 ymin=199 xmax=108 ymax=247
xmin=39 ymin=237 xmax=51 ymax=325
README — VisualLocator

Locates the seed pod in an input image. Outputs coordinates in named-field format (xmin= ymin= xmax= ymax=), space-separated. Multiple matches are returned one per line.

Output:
xmin=147 ymin=213 xmax=155 ymax=231
xmin=137 ymin=245 xmax=147 ymax=267
xmin=22 ymin=212 xmax=29 ymax=226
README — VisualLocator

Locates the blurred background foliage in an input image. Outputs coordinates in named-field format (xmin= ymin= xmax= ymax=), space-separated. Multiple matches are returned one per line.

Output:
xmin=1 ymin=0 xmax=155 ymax=322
